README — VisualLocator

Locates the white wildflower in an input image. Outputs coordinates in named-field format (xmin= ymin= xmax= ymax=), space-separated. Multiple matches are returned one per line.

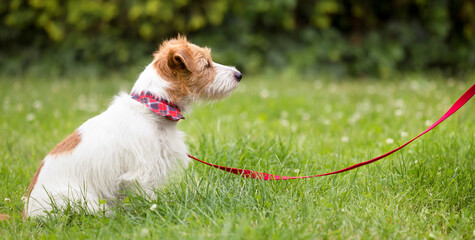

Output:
xmin=21 ymin=196 xmax=26 ymax=202
xmin=394 ymin=99 xmax=405 ymax=108
xmin=3 ymin=98 xmax=10 ymax=111
xmin=294 ymin=169 xmax=300 ymax=174
xmin=150 ymin=204 xmax=157 ymax=211
xmin=280 ymin=119 xmax=289 ymax=127
xmin=386 ymin=138 xmax=394 ymax=144
xmin=140 ymin=228 xmax=150 ymax=237
xmin=291 ymin=126 xmax=297 ymax=132
xmin=280 ymin=111 xmax=289 ymax=119
xmin=329 ymin=84 xmax=338 ymax=93
xmin=33 ymin=100 xmax=43 ymax=110
xmin=4 ymin=198 xmax=10 ymax=202
xmin=348 ymin=112 xmax=361 ymax=125
xmin=259 ymin=89 xmax=270 ymax=99
xmin=425 ymin=120 xmax=432 ymax=127
xmin=341 ymin=136 xmax=349 ymax=142
xmin=26 ymin=113 xmax=36 ymax=122
xmin=400 ymin=131 xmax=408 ymax=138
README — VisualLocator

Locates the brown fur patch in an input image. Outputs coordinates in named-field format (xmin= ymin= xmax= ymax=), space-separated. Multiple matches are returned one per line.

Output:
xmin=25 ymin=161 xmax=45 ymax=198
xmin=22 ymin=160 xmax=45 ymax=219
xmin=22 ymin=131 xmax=81 ymax=218
xmin=49 ymin=130 xmax=81 ymax=156
xmin=153 ymin=36 xmax=217 ymax=103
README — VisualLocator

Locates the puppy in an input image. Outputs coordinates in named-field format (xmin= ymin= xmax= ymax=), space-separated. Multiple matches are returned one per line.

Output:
xmin=23 ymin=36 xmax=242 ymax=218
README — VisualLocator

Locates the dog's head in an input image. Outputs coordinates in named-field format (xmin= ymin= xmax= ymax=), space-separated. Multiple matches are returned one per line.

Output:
xmin=153 ymin=36 xmax=241 ymax=103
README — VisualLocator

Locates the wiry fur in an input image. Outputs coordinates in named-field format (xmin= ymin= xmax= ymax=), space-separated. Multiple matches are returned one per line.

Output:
xmin=23 ymin=36 xmax=241 ymax=218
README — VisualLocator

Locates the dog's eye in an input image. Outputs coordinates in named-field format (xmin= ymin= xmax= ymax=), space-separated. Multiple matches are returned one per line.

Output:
xmin=205 ymin=62 xmax=211 ymax=68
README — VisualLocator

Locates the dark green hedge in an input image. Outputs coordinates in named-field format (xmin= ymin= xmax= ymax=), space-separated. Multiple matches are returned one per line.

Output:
xmin=1 ymin=0 xmax=474 ymax=76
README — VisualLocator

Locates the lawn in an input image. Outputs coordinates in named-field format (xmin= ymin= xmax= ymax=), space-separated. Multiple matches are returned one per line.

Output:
xmin=0 ymin=71 xmax=473 ymax=239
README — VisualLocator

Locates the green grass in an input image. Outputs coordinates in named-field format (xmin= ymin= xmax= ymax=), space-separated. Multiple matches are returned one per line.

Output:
xmin=0 ymin=72 xmax=474 ymax=239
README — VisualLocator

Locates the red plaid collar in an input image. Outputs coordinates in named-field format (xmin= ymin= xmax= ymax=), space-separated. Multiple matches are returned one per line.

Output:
xmin=131 ymin=91 xmax=185 ymax=121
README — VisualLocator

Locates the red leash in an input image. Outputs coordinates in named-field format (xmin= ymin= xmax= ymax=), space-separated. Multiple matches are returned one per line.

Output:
xmin=188 ymin=84 xmax=475 ymax=180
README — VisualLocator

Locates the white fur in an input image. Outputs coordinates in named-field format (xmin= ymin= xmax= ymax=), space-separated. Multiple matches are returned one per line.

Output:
xmin=25 ymin=59 xmax=240 ymax=218
xmin=131 ymin=64 xmax=171 ymax=99
xmin=205 ymin=62 xmax=240 ymax=99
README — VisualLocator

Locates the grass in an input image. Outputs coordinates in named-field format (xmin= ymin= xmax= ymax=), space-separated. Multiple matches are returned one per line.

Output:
xmin=0 ymin=71 xmax=473 ymax=239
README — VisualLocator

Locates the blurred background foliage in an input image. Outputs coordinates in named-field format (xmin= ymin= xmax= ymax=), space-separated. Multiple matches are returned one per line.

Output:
xmin=0 ymin=0 xmax=474 ymax=77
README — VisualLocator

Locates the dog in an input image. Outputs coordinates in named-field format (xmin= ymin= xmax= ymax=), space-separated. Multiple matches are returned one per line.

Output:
xmin=22 ymin=36 xmax=242 ymax=218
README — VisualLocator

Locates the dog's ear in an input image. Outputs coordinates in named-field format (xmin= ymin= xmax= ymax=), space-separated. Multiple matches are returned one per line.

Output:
xmin=167 ymin=47 xmax=196 ymax=73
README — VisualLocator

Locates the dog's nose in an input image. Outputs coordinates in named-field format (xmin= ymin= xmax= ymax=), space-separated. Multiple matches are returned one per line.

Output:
xmin=234 ymin=71 xmax=242 ymax=82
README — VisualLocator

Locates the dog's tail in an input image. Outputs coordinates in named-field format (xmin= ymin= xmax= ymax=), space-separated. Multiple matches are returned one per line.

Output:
xmin=0 ymin=214 xmax=10 ymax=221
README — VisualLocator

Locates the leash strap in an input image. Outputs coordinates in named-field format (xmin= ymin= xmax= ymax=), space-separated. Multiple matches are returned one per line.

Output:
xmin=188 ymin=84 xmax=475 ymax=180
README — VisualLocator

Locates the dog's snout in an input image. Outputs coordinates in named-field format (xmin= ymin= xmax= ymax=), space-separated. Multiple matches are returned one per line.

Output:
xmin=234 ymin=71 xmax=242 ymax=82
